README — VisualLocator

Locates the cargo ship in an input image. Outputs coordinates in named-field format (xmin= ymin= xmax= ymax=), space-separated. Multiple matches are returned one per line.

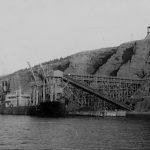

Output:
xmin=0 ymin=70 xmax=66 ymax=117
xmin=0 ymin=89 xmax=66 ymax=117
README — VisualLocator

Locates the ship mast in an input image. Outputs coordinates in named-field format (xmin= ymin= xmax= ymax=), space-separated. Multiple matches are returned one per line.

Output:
xmin=27 ymin=62 xmax=39 ymax=105
xmin=39 ymin=64 xmax=50 ymax=102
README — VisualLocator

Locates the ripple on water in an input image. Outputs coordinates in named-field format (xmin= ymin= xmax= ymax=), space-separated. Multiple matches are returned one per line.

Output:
xmin=0 ymin=116 xmax=149 ymax=150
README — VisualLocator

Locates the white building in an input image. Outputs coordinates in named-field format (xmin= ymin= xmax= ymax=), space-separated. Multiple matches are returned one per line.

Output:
xmin=5 ymin=89 xmax=31 ymax=107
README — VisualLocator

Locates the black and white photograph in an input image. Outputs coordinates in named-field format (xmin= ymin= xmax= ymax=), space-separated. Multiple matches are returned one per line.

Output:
xmin=0 ymin=0 xmax=150 ymax=150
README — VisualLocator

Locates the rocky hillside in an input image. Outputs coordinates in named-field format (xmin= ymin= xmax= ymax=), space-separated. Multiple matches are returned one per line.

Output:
xmin=40 ymin=38 xmax=150 ymax=79
xmin=1 ymin=37 xmax=150 ymax=111
xmin=2 ymin=38 xmax=150 ymax=91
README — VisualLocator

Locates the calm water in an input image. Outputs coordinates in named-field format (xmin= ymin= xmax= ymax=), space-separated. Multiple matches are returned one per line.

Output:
xmin=0 ymin=115 xmax=149 ymax=150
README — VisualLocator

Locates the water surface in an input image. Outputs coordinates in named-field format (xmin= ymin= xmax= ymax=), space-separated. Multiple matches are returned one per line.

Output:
xmin=0 ymin=115 xmax=149 ymax=150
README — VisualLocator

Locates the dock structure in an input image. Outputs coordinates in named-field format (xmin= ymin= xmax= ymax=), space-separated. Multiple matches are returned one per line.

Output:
xmin=0 ymin=65 xmax=149 ymax=114
xmin=28 ymin=65 xmax=149 ymax=113
xmin=62 ymin=74 xmax=143 ymax=111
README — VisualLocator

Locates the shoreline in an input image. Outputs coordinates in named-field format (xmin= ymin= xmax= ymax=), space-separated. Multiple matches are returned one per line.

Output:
xmin=127 ymin=111 xmax=150 ymax=115
xmin=126 ymin=111 xmax=150 ymax=118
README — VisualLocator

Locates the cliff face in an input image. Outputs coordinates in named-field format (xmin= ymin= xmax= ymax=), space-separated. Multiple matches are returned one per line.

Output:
xmin=64 ymin=48 xmax=117 ymax=75
xmin=1 ymin=38 xmax=150 ymax=111
xmin=50 ymin=39 xmax=150 ymax=79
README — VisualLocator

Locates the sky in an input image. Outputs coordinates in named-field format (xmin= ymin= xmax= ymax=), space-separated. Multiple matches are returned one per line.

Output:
xmin=0 ymin=0 xmax=150 ymax=75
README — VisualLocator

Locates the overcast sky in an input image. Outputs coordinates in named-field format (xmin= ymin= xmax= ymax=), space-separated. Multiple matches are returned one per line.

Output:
xmin=0 ymin=0 xmax=150 ymax=75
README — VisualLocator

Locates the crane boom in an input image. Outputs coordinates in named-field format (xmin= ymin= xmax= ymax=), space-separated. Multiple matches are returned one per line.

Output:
xmin=27 ymin=61 xmax=38 ymax=87
xmin=39 ymin=63 xmax=49 ymax=84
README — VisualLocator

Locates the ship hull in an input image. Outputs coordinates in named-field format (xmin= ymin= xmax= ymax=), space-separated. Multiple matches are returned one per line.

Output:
xmin=0 ymin=101 xmax=66 ymax=117
xmin=0 ymin=106 xmax=35 ymax=115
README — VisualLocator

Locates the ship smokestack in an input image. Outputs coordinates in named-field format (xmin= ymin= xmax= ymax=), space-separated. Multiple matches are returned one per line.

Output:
xmin=147 ymin=26 xmax=150 ymax=35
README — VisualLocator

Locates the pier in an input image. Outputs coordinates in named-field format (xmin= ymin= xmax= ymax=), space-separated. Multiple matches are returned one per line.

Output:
xmin=0 ymin=64 xmax=149 ymax=116
xmin=28 ymin=65 xmax=150 ymax=115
